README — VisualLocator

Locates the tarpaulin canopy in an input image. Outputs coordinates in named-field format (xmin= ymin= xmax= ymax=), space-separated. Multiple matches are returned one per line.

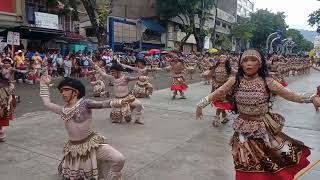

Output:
xmin=142 ymin=20 xmax=165 ymax=33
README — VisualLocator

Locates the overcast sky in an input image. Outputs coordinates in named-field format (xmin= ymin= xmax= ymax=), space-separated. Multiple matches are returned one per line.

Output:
xmin=254 ymin=0 xmax=320 ymax=31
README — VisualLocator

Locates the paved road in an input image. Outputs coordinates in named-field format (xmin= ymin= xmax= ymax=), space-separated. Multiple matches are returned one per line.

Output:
xmin=14 ymin=71 xmax=202 ymax=118
xmin=2 ymin=70 xmax=320 ymax=180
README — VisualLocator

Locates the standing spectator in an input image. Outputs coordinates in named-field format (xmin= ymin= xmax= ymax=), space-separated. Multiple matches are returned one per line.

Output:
xmin=127 ymin=51 xmax=136 ymax=65
xmin=63 ymin=56 xmax=72 ymax=78
xmin=14 ymin=50 xmax=26 ymax=83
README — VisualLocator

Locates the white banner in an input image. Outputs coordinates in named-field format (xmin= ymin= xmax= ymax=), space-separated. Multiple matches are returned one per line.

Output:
xmin=7 ymin=31 xmax=20 ymax=45
xmin=35 ymin=12 xmax=59 ymax=30
xmin=13 ymin=32 xmax=20 ymax=45
xmin=7 ymin=31 xmax=13 ymax=45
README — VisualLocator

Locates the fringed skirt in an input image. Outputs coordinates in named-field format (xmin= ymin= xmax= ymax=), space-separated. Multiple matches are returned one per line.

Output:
xmin=132 ymin=80 xmax=153 ymax=98
xmin=0 ymin=84 xmax=16 ymax=127
xmin=58 ymin=132 xmax=105 ymax=180
xmin=231 ymin=113 xmax=310 ymax=180
xmin=171 ymin=76 xmax=188 ymax=91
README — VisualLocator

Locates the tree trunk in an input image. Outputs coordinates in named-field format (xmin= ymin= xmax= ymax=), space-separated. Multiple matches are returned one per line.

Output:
xmin=80 ymin=0 xmax=106 ymax=46
xmin=179 ymin=32 xmax=192 ymax=52
xmin=211 ymin=0 xmax=219 ymax=47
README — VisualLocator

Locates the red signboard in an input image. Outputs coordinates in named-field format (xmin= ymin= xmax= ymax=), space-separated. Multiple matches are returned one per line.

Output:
xmin=0 ymin=0 xmax=15 ymax=13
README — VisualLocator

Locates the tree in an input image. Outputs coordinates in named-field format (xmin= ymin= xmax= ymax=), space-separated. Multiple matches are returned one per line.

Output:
xmin=249 ymin=9 xmax=287 ymax=49
xmin=215 ymin=34 xmax=232 ymax=51
xmin=231 ymin=22 xmax=255 ymax=51
xmin=308 ymin=1 xmax=320 ymax=33
xmin=156 ymin=0 xmax=216 ymax=51
xmin=286 ymin=29 xmax=314 ymax=52
xmin=48 ymin=0 xmax=112 ymax=46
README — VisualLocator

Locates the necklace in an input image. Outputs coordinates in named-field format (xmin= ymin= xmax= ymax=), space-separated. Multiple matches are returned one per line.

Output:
xmin=61 ymin=98 xmax=84 ymax=122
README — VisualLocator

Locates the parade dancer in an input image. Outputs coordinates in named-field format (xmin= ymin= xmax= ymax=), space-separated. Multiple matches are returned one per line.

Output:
xmin=186 ymin=53 xmax=198 ymax=80
xmin=196 ymin=49 xmax=319 ymax=180
xmin=40 ymin=75 xmax=134 ymax=180
xmin=208 ymin=54 xmax=236 ymax=127
xmin=166 ymin=55 xmax=188 ymax=99
xmin=0 ymin=57 xmax=17 ymax=142
xmin=200 ymin=53 xmax=213 ymax=85
xmin=90 ymin=72 xmax=107 ymax=97
xmin=120 ymin=59 xmax=158 ymax=98
xmin=95 ymin=63 xmax=144 ymax=124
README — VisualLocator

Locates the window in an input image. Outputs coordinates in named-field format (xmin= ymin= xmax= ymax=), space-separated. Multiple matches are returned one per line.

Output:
xmin=216 ymin=20 xmax=221 ymax=26
xmin=222 ymin=23 xmax=227 ymax=28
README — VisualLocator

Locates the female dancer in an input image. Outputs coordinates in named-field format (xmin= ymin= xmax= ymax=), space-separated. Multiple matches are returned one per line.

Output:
xmin=196 ymin=49 xmax=319 ymax=180
xmin=120 ymin=59 xmax=159 ymax=98
xmin=208 ymin=54 xmax=236 ymax=126
xmin=0 ymin=57 xmax=16 ymax=142
xmin=40 ymin=75 xmax=134 ymax=180
xmin=166 ymin=54 xmax=188 ymax=99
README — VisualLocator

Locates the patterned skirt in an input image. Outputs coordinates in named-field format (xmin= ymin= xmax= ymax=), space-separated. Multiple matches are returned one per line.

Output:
xmin=58 ymin=132 xmax=105 ymax=180
xmin=110 ymin=95 xmax=134 ymax=123
xmin=132 ymin=80 xmax=153 ymax=98
xmin=171 ymin=76 xmax=188 ymax=91
xmin=231 ymin=113 xmax=310 ymax=180
xmin=0 ymin=84 xmax=16 ymax=127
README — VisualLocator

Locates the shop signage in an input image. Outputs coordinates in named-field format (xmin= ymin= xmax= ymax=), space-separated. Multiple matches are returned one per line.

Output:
xmin=7 ymin=31 xmax=20 ymax=45
xmin=35 ymin=12 xmax=59 ymax=30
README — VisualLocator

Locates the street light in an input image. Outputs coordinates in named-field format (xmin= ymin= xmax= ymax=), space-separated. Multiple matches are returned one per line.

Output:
xmin=266 ymin=32 xmax=279 ymax=53
xmin=269 ymin=37 xmax=281 ymax=54
xmin=281 ymin=37 xmax=292 ymax=54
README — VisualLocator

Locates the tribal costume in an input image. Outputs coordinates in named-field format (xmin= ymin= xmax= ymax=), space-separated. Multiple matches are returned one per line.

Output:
xmin=167 ymin=58 xmax=188 ymax=99
xmin=186 ymin=55 xmax=198 ymax=80
xmin=0 ymin=61 xmax=17 ymax=141
xmin=121 ymin=63 xmax=157 ymax=98
xmin=197 ymin=49 xmax=313 ymax=180
xmin=96 ymin=65 xmax=144 ymax=124
xmin=40 ymin=79 xmax=126 ymax=180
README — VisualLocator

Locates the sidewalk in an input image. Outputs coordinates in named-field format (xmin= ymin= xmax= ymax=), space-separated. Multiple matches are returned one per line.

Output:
xmin=1 ymin=72 xmax=320 ymax=180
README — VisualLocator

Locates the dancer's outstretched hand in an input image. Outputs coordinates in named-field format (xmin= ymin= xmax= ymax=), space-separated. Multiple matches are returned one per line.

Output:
xmin=40 ymin=71 xmax=51 ymax=86
xmin=196 ymin=107 xmax=203 ymax=120
xmin=312 ymin=96 xmax=320 ymax=112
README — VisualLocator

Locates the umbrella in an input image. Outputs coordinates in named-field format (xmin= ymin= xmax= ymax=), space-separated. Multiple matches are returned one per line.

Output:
xmin=161 ymin=51 xmax=169 ymax=54
xmin=140 ymin=51 xmax=149 ymax=54
xmin=148 ymin=49 xmax=161 ymax=55
xmin=208 ymin=48 xmax=219 ymax=54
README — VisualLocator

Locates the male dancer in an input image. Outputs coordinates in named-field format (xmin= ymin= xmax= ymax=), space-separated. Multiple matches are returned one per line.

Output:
xmin=40 ymin=75 xmax=134 ymax=179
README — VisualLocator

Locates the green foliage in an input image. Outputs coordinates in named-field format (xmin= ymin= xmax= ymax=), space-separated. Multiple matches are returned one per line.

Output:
xmin=308 ymin=9 xmax=320 ymax=33
xmin=232 ymin=22 xmax=255 ymax=41
xmin=286 ymin=29 xmax=314 ymax=52
xmin=215 ymin=34 xmax=232 ymax=51
xmin=97 ymin=0 xmax=112 ymax=30
xmin=156 ymin=0 xmax=217 ymax=51
xmin=249 ymin=9 xmax=287 ymax=48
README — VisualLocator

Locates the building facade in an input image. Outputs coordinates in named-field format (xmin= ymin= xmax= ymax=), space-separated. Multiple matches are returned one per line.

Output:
xmin=237 ymin=0 xmax=254 ymax=18
xmin=167 ymin=0 xmax=237 ymax=52
xmin=0 ymin=0 xmax=24 ymax=29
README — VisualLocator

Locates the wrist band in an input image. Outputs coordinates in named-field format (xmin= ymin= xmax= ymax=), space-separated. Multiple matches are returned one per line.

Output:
xmin=197 ymin=96 xmax=210 ymax=108
xmin=302 ymin=93 xmax=316 ymax=103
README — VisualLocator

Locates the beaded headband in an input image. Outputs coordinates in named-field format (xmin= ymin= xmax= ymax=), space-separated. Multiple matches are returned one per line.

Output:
xmin=240 ymin=50 xmax=262 ymax=64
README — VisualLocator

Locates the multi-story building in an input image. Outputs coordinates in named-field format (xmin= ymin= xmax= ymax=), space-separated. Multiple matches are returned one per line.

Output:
xmin=0 ymin=0 xmax=87 ymax=54
xmin=237 ymin=0 xmax=254 ymax=18
xmin=79 ymin=0 xmax=165 ymax=50
xmin=167 ymin=0 xmax=237 ymax=52
xmin=0 ymin=0 xmax=23 ymax=29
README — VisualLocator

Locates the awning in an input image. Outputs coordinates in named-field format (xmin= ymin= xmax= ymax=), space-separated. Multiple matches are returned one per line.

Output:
xmin=142 ymin=20 xmax=166 ymax=33
xmin=54 ymin=39 xmax=68 ymax=44
xmin=0 ymin=25 xmax=65 ymax=40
